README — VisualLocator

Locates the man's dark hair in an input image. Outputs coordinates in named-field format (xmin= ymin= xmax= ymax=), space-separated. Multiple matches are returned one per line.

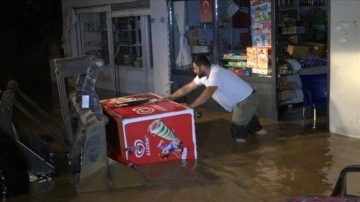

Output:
xmin=193 ymin=53 xmax=211 ymax=68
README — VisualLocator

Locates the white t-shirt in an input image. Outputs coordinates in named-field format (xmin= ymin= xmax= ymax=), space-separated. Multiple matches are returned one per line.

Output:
xmin=193 ymin=64 xmax=253 ymax=112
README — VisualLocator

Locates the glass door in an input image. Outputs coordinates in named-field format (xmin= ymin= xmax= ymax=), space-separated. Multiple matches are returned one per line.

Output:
xmin=112 ymin=14 xmax=153 ymax=94
xmin=75 ymin=6 xmax=116 ymax=92
xmin=113 ymin=16 xmax=143 ymax=68
xmin=78 ymin=13 xmax=111 ymax=63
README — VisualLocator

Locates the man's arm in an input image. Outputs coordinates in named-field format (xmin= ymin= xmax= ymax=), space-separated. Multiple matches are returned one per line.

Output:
xmin=189 ymin=86 xmax=217 ymax=108
xmin=167 ymin=80 xmax=199 ymax=100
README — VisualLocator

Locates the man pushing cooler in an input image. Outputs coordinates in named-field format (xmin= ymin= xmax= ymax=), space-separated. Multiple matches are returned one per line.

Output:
xmin=165 ymin=53 xmax=267 ymax=143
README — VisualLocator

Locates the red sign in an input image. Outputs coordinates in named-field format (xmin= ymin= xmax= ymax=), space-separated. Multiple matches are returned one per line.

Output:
xmin=200 ymin=0 xmax=213 ymax=22
xmin=102 ymin=93 xmax=197 ymax=165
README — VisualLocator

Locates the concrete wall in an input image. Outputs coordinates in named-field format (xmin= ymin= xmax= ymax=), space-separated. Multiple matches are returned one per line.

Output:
xmin=330 ymin=0 xmax=360 ymax=138
xmin=150 ymin=0 xmax=171 ymax=96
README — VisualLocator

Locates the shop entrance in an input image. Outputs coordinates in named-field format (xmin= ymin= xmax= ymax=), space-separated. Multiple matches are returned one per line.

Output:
xmin=73 ymin=2 xmax=153 ymax=95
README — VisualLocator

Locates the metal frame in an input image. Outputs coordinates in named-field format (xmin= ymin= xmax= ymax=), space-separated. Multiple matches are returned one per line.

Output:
xmin=0 ymin=80 xmax=60 ymax=176
xmin=55 ymin=55 xmax=145 ymax=193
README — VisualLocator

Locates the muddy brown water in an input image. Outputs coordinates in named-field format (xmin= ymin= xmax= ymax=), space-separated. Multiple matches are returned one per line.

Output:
xmin=6 ymin=86 xmax=360 ymax=202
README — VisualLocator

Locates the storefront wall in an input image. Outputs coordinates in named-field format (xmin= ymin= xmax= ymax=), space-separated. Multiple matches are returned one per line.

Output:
xmin=150 ymin=0 xmax=171 ymax=97
xmin=329 ymin=0 xmax=360 ymax=138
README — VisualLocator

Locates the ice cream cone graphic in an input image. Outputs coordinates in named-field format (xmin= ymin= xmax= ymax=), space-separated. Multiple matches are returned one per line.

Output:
xmin=148 ymin=119 xmax=180 ymax=145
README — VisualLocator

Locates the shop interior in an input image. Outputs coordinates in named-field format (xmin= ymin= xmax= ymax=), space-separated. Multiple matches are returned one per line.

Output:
xmin=169 ymin=0 xmax=328 ymax=120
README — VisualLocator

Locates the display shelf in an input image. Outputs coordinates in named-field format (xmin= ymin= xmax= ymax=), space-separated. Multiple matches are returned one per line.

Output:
xmin=221 ymin=53 xmax=251 ymax=76
xmin=277 ymin=0 xmax=327 ymax=59
xmin=276 ymin=0 xmax=328 ymax=113
xmin=224 ymin=62 xmax=247 ymax=68
xmin=222 ymin=56 xmax=247 ymax=68
xmin=222 ymin=55 xmax=247 ymax=60
xmin=299 ymin=0 xmax=325 ymax=6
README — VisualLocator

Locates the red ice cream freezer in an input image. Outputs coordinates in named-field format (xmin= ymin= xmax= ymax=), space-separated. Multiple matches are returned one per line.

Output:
xmin=101 ymin=93 xmax=197 ymax=165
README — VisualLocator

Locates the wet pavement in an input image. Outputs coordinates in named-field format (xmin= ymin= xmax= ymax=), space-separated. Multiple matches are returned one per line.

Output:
xmin=5 ymin=85 xmax=360 ymax=202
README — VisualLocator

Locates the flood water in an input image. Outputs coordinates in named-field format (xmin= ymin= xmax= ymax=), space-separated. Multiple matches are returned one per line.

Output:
xmin=5 ymin=85 xmax=360 ymax=202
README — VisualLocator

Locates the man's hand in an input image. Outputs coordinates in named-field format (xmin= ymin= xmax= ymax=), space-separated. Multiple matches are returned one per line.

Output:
xmin=164 ymin=81 xmax=199 ymax=102
xmin=160 ymin=95 xmax=172 ymax=102
xmin=179 ymin=103 xmax=191 ymax=108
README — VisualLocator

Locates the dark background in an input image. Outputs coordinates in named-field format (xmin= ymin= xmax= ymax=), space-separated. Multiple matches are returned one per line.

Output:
xmin=1 ymin=0 xmax=63 ymax=89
